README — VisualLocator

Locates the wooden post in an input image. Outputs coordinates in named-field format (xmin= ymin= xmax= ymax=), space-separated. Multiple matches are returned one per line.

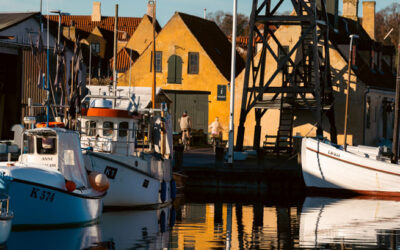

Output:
xmin=343 ymin=34 xmax=358 ymax=150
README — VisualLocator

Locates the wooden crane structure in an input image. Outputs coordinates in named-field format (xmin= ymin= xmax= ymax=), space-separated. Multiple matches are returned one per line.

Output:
xmin=236 ymin=0 xmax=338 ymax=153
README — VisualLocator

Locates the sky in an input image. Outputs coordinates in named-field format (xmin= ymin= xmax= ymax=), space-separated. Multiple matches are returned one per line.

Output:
xmin=0 ymin=0 xmax=398 ymax=26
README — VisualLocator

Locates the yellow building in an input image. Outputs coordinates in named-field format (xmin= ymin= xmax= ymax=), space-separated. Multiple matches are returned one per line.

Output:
xmin=125 ymin=14 xmax=161 ymax=55
xmin=234 ymin=0 xmax=396 ymax=148
xmin=119 ymin=12 xmax=244 ymax=137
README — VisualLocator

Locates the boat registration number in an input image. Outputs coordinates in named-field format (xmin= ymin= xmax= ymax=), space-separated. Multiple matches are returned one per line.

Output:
xmin=30 ymin=188 xmax=55 ymax=202
xmin=104 ymin=166 xmax=118 ymax=179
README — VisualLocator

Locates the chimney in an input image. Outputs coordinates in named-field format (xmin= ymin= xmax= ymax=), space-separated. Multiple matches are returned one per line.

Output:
xmin=342 ymin=0 xmax=359 ymax=21
xmin=91 ymin=2 xmax=101 ymax=22
xmin=362 ymin=1 xmax=376 ymax=40
xmin=147 ymin=2 xmax=155 ymax=18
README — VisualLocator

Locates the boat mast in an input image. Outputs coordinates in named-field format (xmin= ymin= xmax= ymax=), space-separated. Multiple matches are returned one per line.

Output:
xmin=112 ymin=4 xmax=118 ymax=109
xmin=343 ymin=34 xmax=358 ymax=150
xmin=391 ymin=30 xmax=400 ymax=163
xmin=228 ymin=0 xmax=238 ymax=164
xmin=151 ymin=0 xmax=156 ymax=109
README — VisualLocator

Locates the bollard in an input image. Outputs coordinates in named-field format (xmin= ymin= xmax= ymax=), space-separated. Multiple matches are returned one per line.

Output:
xmin=7 ymin=153 xmax=11 ymax=162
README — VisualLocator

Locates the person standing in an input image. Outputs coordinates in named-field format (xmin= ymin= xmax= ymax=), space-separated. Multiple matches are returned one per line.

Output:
xmin=179 ymin=111 xmax=192 ymax=151
xmin=209 ymin=117 xmax=223 ymax=152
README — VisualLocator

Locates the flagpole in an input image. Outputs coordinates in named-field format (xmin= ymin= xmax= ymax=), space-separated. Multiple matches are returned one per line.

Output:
xmin=228 ymin=0 xmax=238 ymax=164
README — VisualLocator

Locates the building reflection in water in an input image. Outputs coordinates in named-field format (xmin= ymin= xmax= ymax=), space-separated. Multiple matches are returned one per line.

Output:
xmin=170 ymin=200 xmax=301 ymax=249
xmin=171 ymin=197 xmax=400 ymax=249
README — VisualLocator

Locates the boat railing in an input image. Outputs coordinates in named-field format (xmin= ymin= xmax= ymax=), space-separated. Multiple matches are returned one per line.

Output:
xmin=0 ymin=194 xmax=13 ymax=219
xmin=80 ymin=127 xmax=150 ymax=155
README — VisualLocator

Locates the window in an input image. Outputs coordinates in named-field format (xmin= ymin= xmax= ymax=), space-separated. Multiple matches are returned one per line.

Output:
xmin=23 ymin=134 xmax=35 ymax=154
xmin=37 ymin=136 xmax=57 ymax=155
xmin=188 ymin=52 xmax=199 ymax=74
xmin=167 ymin=55 xmax=183 ymax=83
xmin=119 ymin=122 xmax=129 ymax=137
xmin=91 ymin=43 xmax=100 ymax=55
xmin=150 ymin=51 xmax=162 ymax=72
xmin=103 ymin=121 xmax=114 ymax=137
xmin=86 ymin=121 xmax=97 ymax=136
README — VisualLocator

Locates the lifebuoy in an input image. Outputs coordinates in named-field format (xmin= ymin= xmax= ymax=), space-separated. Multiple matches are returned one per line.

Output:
xmin=36 ymin=122 xmax=65 ymax=128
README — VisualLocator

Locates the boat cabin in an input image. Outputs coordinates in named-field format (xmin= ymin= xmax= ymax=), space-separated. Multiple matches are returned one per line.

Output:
xmin=80 ymin=107 xmax=139 ymax=155
xmin=19 ymin=128 xmax=89 ymax=188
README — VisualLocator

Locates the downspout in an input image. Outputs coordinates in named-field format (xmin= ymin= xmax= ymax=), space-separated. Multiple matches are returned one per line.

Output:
xmin=363 ymin=86 xmax=370 ymax=144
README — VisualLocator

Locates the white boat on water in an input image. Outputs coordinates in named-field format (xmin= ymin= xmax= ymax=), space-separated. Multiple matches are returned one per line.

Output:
xmin=301 ymin=137 xmax=400 ymax=197
xmin=79 ymin=97 xmax=175 ymax=207
xmin=0 ymin=127 xmax=107 ymax=226
xmin=300 ymin=197 xmax=400 ymax=248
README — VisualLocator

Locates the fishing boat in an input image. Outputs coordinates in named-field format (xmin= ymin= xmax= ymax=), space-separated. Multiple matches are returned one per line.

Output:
xmin=301 ymin=137 xmax=400 ymax=196
xmin=79 ymin=97 xmax=175 ymax=207
xmin=300 ymin=197 xmax=400 ymax=248
xmin=0 ymin=127 xmax=107 ymax=226
xmin=301 ymin=33 xmax=400 ymax=197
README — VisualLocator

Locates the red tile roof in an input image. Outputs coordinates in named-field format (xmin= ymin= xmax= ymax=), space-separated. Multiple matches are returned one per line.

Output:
xmin=228 ymin=25 xmax=276 ymax=49
xmin=109 ymin=47 xmax=139 ymax=72
xmin=44 ymin=15 xmax=142 ymax=41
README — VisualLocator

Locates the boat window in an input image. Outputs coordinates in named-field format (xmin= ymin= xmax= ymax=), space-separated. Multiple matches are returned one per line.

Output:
xmin=37 ymin=136 xmax=57 ymax=154
xmin=103 ymin=121 xmax=114 ymax=137
xmin=23 ymin=134 xmax=35 ymax=154
xmin=86 ymin=121 xmax=97 ymax=136
xmin=119 ymin=122 xmax=129 ymax=137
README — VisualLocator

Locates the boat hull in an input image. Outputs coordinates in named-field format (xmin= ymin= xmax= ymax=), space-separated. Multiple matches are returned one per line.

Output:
xmin=301 ymin=137 xmax=400 ymax=197
xmin=6 ymin=179 xmax=102 ymax=226
xmin=85 ymin=152 xmax=172 ymax=207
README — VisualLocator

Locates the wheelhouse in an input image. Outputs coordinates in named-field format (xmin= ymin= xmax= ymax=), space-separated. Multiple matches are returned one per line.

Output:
xmin=19 ymin=128 xmax=89 ymax=188
xmin=80 ymin=108 xmax=139 ymax=155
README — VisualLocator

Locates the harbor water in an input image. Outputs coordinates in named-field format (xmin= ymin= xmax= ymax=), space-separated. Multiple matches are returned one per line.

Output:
xmin=3 ymin=191 xmax=400 ymax=249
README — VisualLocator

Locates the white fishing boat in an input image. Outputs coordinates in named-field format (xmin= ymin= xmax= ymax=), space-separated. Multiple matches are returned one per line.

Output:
xmin=79 ymin=98 xmax=175 ymax=207
xmin=0 ymin=127 xmax=107 ymax=226
xmin=301 ymin=137 xmax=400 ymax=196
xmin=300 ymin=197 xmax=400 ymax=248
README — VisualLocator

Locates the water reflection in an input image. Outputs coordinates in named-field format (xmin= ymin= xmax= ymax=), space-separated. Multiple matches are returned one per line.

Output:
xmin=5 ymin=196 xmax=400 ymax=249
xmin=100 ymin=206 xmax=174 ymax=249
xmin=300 ymin=197 xmax=400 ymax=249
xmin=6 ymin=223 xmax=100 ymax=249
